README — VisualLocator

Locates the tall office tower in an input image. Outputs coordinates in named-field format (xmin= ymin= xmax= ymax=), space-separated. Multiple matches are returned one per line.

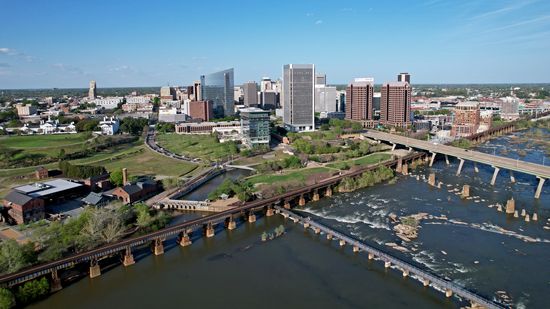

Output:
xmin=89 ymin=80 xmax=97 ymax=99
xmin=397 ymin=72 xmax=411 ymax=84
xmin=193 ymin=81 xmax=202 ymax=101
xmin=189 ymin=100 xmax=213 ymax=122
xmin=282 ymin=64 xmax=315 ymax=132
xmin=243 ymin=81 xmax=258 ymax=107
xmin=260 ymin=77 xmax=272 ymax=92
xmin=315 ymin=85 xmax=337 ymax=113
xmin=345 ymin=78 xmax=374 ymax=121
xmin=380 ymin=82 xmax=412 ymax=128
xmin=315 ymin=73 xmax=326 ymax=86
xmin=200 ymin=68 xmax=234 ymax=117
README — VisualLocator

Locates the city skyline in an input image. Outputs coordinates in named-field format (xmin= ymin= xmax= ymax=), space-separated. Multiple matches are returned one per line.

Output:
xmin=1 ymin=0 xmax=550 ymax=88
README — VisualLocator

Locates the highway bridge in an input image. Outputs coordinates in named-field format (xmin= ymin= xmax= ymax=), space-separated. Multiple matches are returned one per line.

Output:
xmin=0 ymin=153 xmax=423 ymax=288
xmin=363 ymin=130 xmax=549 ymax=198
xmin=276 ymin=206 xmax=504 ymax=309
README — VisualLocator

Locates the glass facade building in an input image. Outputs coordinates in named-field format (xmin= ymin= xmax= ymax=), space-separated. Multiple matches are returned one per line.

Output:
xmin=240 ymin=107 xmax=270 ymax=147
xmin=200 ymin=68 xmax=234 ymax=117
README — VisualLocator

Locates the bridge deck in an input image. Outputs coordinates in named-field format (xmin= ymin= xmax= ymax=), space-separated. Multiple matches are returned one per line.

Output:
xmin=275 ymin=207 xmax=503 ymax=309
xmin=363 ymin=130 xmax=550 ymax=178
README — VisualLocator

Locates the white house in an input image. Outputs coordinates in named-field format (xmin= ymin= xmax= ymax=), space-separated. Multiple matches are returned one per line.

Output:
xmin=98 ymin=116 xmax=120 ymax=135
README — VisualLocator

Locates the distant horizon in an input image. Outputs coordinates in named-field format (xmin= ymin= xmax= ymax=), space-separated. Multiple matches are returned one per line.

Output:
xmin=1 ymin=1 xmax=549 ymax=88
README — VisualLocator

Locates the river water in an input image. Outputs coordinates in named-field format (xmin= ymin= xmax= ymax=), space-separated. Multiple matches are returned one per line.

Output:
xmin=30 ymin=129 xmax=549 ymax=309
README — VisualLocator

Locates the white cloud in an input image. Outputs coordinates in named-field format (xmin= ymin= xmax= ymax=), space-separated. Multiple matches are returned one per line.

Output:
xmin=0 ymin=48 xmax=13 ymax=54
xmin=471 ymin=1 xmax=537 ymax=20
xmin=315 ymin=20 xmax=323 ymax=25
xmin=52 ymin=63 xmax=86 ymax=75
xmin=482 ymin=15 xmax=550 ymax=33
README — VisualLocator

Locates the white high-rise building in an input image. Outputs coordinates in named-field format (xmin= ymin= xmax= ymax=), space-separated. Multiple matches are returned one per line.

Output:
xmin=89 ymin=80 xmax=97 ymax=99
xmin=282 ymin=64 xmax=315 ymax=132
xmin=315 ymin=85 xmax=337 ymax=114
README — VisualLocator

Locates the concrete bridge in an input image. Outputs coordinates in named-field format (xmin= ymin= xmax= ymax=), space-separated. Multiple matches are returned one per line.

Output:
xmin=363 ymin=130 xmax=549 ymax=198
xmin=275 ymin=206 xmax=503 ymax=309
xmin=154 ymin=198 xmax=231 ymax=212
xmin=225 ymin=164 xmax=257 ymax=171
xmin=0 ymin=153 xmax=424 ymax=288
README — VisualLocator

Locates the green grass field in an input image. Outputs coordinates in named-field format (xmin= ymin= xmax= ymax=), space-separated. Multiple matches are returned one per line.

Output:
xmin=155 ymin=133 xmax=234 ymax=161
xmin=326 ymin=153 xmax=391 ymax=170
xmin=0 ymin=133 xmax=91 ymax=149
xmin=247 ymin=167 xmax=331 ymax=185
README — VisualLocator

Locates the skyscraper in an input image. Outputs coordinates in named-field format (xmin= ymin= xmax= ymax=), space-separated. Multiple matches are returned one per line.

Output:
xmin=345 ymin=78 xmax=374 ymax=121
xmin=200 ymin=68 xmax=234 ymax=117
xmin=315 ymin=73 xmax=326 ymax=86
xmin=193 ymin=81 xmax=202 ymax=101
xmin=397 ymin=72 xmax=411 ymax=84
xmin=380 ymin=82 xmax=412 ymax=128
xmin=243 ymin=81 xmax=258 ymax=107
xmin=89 ymin=80 xmax=96 ymax=99
xmin=282 ymin=64 xmax=315 ymax=132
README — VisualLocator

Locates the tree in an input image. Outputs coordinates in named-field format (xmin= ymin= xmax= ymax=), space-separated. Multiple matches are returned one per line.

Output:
xmin=110 ymin=169 xmax=124 ymax=186
xmin=15 ymin=277 xmax=49 ymax=305
xmin=0 ymin=288 xmax=15 ymax=309
xmin=0 ymin=239 xmax=36 ymax=275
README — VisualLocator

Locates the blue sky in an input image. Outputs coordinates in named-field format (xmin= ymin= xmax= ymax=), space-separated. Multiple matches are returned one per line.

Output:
xmin=1 ymin=0 xmax=549 ymax=88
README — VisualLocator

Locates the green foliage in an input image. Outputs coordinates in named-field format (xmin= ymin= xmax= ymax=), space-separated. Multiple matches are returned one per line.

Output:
xmin=110 ymin=169 xmax=124 ymax=186
xmin=120 ymin=117 xmax=148 ymax=135
xmin=451 ymin=138 xmax=472 ymax=149
xmin=0 ymin=240 xmax=37 ymax=275
xmin=0 ymin=108 xmax=17 ymax=122
xmin=59 ymin=160 xmax=106 ymax=179
xmin=0 ymin=288 xmax=15 ymax=309
xmin=155 ymin=122 xmax=175 ymax=133
xmin=133 ymin=203 xmax=170 ymax=232
xmin=208 ymin=179 xmax=254 ymax=202
xmin=338 ymin=166 xmax=394 ymax=192
xmin=15 ymin=277 xmax=49 ymax=305
xmin=75 ymin=119 xmax=99 ymax=132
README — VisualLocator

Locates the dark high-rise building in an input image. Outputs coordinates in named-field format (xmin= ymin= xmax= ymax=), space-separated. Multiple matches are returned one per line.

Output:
xmin=282 ymin=64 xmax=315 ymax=132
xmin=345 ymin=78 xmax=374 ymax=121
xmin=243 ymin=81 xmax=258 ymax=107
xmin=397 ymin=72 xmax=411 ymax=84
xmin=380 ymin=82 xmax=412 ymax=128
xmin=200 ymin=68 xmax=234 ymax=117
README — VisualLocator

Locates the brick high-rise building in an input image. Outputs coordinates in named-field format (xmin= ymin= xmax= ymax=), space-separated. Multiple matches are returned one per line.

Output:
xmin=380 ymin=82 xmax=412 ymax=128
xmin=345 ymin=78 xmax=374 ymax=121
xmin=397 ymin=73 xmax=410 ymax=84
xmin=451 ymin=101 xmax=480 ymax=137
xmin=189 ymin=100 xmax=213 ymax=122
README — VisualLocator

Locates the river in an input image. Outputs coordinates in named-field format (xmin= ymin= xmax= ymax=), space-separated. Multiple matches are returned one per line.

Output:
xmin=30 ymin=129 xmax=549 ymax=309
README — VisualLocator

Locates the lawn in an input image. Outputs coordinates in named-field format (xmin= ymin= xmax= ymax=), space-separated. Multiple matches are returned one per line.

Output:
xmin=0 ymin=132 xmax=91 ymax=149
xmin=247 ymin=167 xmax=332 ymax=185
xmin=155 ymin=133 xmax=235 ymax=161
xmin=326 ymin=153 xmax=391 ymax=170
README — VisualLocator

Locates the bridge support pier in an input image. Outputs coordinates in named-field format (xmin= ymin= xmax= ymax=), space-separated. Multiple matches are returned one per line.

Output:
xmin=206 ymin=223 xmax=215 ymax=238
xmin=284 ymin=201 xmax=291 ymax=209
xmin=505 ymin=198 xmax=515 ymax=214
xmin=422 ymin=278 xmax=430 ymax=287
xmin=396 ymin=158 xmax=403 ymax=173
xmin=461 ymin=185 xmax=470 ymax=198
xmin=490 ymin=167 xmax=500 ymax=186
xmin=353 ymin=245 xmax=359 ymax=253
xmin=428 ymin=173 xmax=436 ymax=187
xmin=445 ymin=289 xmax=453 ymax=298
xmin=408 ymin=146 xmax=413 ymax=153
xmin=89 ymin=260 xmax=101 ymax=279
xmin=429 ymin=152 xmax=436 ymax=167
xmin=326 ymin=233 xmax=333 ymax=240
xmin=227 ymin=218 xmax=237 ymax=230
xmin=325 ymin=187 xmax=332 ymax=197
xmin=248 ymin=213 xmax=256 ymax=223
xmin=312 ymin=190 xmax=320 ymax=202
xmin=266 ymin=207 xmax=274 ymax=217
xmin=314 ymin=227 xmax=321 ymax=234
xmin=535 ymin=177 xmax=545 ymax=199
xmin=179 ymin=233 xmax=192 ymax=247
xmin=402 ymin=163 xmax=408 ymax=175
xmin=50 ymin=270 xmax=62 ymax=292
xmin=474 ymin=162 xmax=479 ymax=173
xmin=510 ymin=170 xmax=516 ymax=183
xmin=402 ymin=269 xmax=409 ymax=278
xmin=384 ymin=261 xmax=391 ymax=268
xmin=153 ymin=238 xmax=164 ymax=256
xmin=123 ymin=248 xmax=135 ymax=266
xmin=391 ymin=143 xmax=396 ymax=151
xmin=456 ymin=159 xmax=465 ymax=176
xmin=444 ymin=155 xmax=450 ymax=165
xmin=303 ymin=222 xmax=310 ymax=229
xmin=299 ymin=195 xmax=306 ymax=206
xmin=368 ymin=252 xmax=374 ymax=260
xmin=339 ymin=239 xmax=346 ymax=246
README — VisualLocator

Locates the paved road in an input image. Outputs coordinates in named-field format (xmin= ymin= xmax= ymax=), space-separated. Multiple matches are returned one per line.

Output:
xmin=363 ymin=130 xmax=550 ymax=179
xmin=144 ymin=127 xmax=201 ymax=164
